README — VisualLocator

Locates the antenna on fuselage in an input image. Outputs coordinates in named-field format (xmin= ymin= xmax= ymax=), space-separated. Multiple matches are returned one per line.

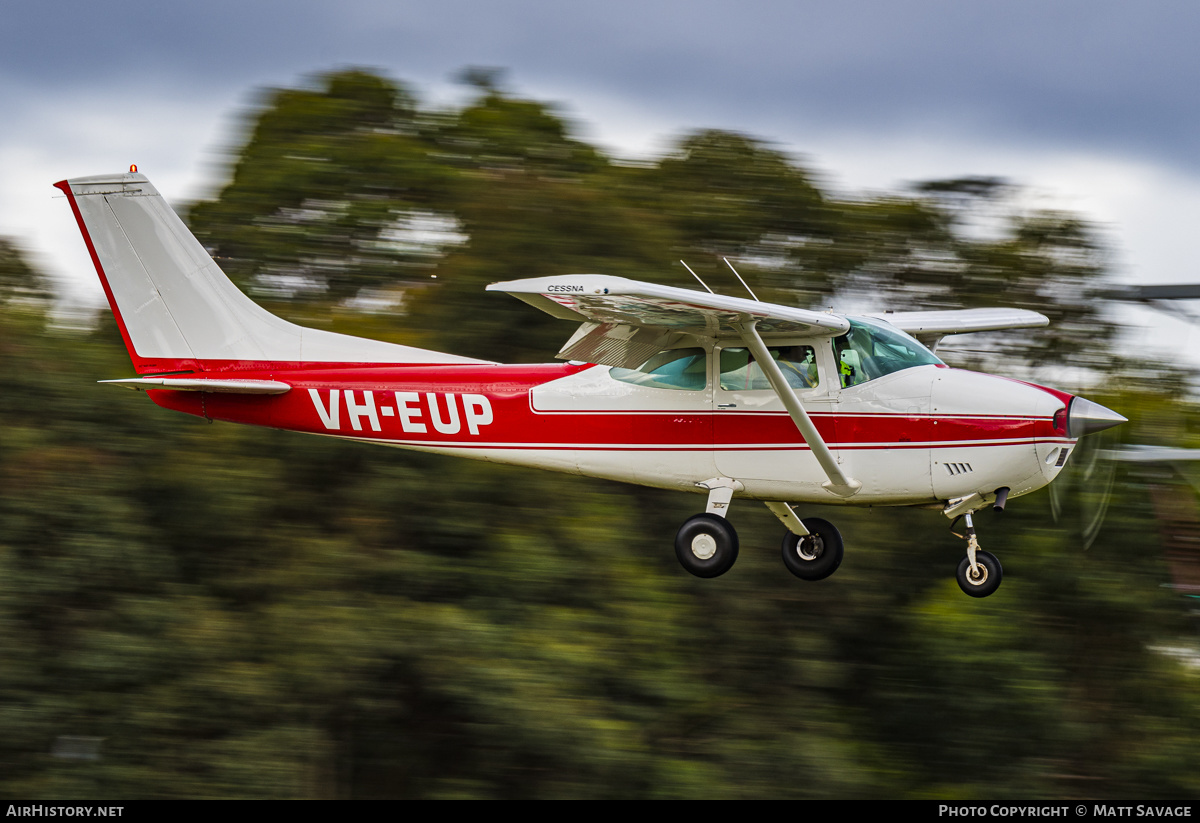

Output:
xmin=679 ymin=260 xmax=715 ymax=294
xmin=723 ymin=257 xmax=760 ymax=302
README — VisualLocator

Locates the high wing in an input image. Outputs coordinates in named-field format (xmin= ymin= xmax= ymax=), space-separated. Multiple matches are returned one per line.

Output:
xmin=489 ymin=274 xmax=861 ymax=497
xmin=487 ymin=274 xmax=849 ymax=369
xmin=489 ymin=276 xmax=1054 ymax=500
xmin=864 ymin=308 xmax=1049 ymax=348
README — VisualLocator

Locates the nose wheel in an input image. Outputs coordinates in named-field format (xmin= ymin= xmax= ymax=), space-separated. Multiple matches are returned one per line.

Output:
xmin=952 ymin=512 xmax=1003 ymax=597
xmin=957 ymin=551 xmax=1002 ymax=597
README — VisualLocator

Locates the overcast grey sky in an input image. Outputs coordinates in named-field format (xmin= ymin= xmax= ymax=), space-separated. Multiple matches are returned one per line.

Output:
xmin=9 ymin=1 xmax=1200 ymax=350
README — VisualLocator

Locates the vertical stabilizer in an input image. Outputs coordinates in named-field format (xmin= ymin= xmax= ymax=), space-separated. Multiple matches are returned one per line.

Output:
xmin=56 ymin=173 xmax=486 ymax=373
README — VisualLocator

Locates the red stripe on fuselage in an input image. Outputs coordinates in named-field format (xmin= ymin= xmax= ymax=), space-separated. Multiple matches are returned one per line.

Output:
xmin=145 ymin=362 xmax=1061 ymax=450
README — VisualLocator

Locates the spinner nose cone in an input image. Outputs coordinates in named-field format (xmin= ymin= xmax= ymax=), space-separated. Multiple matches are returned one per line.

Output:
xmin=1068 ymin=396 xmax=1127 ymax=438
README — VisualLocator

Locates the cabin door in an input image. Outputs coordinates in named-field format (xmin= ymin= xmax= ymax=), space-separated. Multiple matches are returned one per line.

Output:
xmin=711 ymin=341 xmax=841 ymax=485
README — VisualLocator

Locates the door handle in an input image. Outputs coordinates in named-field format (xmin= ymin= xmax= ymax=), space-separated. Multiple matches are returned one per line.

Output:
xmin=717 ymin=403 xmax=737 ymax=408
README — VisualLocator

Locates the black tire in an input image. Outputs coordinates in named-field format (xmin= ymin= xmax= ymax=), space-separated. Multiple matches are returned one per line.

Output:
xmin=675 ymin=514 xmax=739 ymax=578
xmin=781 ymin=517 xmax=844 ymax=580
xmin=956 ymin=551 xmax=1003 ymax=598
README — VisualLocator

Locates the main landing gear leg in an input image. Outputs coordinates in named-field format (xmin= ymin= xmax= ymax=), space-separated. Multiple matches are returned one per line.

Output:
xmin=953 ymin=512 xmax=1003 ymax=598
xmin=766 ymin=502 xmax=845 ymax=581
xmin=674 ymin=479 xmax=742 ymax=578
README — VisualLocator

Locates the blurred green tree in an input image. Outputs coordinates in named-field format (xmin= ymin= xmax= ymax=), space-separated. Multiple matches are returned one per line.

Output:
xmin=0 ymin=237 xmax=52 ymax=308
xmin=0 ymin=67 xmax=1196 ymax=801
xmin=187 ymin=70 xmax=459 ymax=314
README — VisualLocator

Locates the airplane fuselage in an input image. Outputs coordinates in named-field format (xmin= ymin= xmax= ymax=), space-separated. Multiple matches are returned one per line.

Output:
xmin=149 ymin=355 xmax=1076 ymax=507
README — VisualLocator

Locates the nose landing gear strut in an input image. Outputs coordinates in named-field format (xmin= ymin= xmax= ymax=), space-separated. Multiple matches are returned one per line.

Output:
xmin=949 ymin=507 xmax=1004 ymax=598
xmin=945 ymin=487 xmax=1012 ymax=597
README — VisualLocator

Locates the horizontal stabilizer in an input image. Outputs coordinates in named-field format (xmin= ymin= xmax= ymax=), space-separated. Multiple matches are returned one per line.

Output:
xmin=100 ymin=377 xmax=291 ymax=394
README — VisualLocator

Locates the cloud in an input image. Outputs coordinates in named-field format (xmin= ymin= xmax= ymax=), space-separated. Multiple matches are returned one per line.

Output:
xmin=8 ymin=0 xmax=1200 ymax=324
xmin=1 ymin=84 xmax=240 ymax=301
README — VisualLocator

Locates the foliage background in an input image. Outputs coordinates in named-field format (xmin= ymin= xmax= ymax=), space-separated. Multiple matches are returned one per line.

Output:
xmin=0 ymin=69 xmax=1196 ymax=799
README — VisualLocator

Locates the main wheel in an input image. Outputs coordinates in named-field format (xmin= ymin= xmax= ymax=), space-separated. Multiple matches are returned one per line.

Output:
xmin=675 ymin=514 xmax=739 ymax=578
xmin=956 ymin=551 xmax=1003 ymax=598
xmin=781 ymin=517 xmax=844 ymax=580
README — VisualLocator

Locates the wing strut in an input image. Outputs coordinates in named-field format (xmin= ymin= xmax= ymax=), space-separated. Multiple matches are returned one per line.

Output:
xmin=735 ymin=320 xmax=861 ymax=498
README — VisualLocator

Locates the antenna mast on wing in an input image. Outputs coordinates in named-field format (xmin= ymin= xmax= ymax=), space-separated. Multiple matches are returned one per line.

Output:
xmin=679 ymin=260 xmax=715 ymax=294
xmin=723 ymin=257 xmax=760 ymax=302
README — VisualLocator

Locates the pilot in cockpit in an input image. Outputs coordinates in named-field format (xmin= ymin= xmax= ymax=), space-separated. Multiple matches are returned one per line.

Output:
xmin=834 ymin=336 xmax=861 ymax=387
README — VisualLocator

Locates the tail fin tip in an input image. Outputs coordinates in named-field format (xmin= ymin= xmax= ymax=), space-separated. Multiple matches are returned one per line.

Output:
xmin=57 ymin=171 xmax=489 ymax=372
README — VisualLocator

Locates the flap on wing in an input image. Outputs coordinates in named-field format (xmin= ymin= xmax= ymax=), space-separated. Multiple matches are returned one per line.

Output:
xmin=488 ymin=275 xmax=850 ymax=340
xmin=864 ymin=308 xmax=1049 ymax=336
xmin=101 ymin=377 xmax=291 ymax=394
xmin=556 ymin=322 xmax=688 ymax=368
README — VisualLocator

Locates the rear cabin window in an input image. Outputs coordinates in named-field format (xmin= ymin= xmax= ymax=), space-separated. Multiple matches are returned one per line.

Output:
xmin=609 ymin=348 xmax=707 ymax=390
xmin=719 ymin=346 xmax=818 ymax=391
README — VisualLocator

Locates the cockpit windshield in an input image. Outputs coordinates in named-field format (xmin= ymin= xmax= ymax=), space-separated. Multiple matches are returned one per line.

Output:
xmin=835 ymin=318 xmax=943 ymax=387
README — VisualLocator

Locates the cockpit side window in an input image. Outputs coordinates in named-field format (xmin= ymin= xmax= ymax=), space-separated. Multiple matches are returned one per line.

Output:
xmin=609 ymin=348 xmax=708 ymax=390
xmin=719 ymin=345 xmax=818 ymax=391
xmin=835 ymin=318 xmax=943 ymax=387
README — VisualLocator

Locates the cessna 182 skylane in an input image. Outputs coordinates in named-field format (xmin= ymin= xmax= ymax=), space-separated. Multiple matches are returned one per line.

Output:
xmin=57 ymin=171 xmax=1126 ymax=597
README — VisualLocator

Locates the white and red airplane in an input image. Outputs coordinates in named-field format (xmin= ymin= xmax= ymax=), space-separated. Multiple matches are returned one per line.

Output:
xmin=57 ymin=170 xmax=1126 ymax=597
